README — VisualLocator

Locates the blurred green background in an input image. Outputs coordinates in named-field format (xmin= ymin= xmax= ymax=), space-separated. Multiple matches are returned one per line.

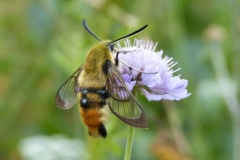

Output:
xmin=1 ymin=0 xmax=240 ymax=160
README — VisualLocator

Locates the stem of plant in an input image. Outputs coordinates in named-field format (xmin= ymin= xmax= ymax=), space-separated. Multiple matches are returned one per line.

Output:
xmin=124 ymin=87 xmax=137 ymax=160
xmin=124 ymin=126 xmax=135 ymax=160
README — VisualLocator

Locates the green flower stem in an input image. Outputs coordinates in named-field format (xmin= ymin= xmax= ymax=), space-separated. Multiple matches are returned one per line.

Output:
xmin=124 ymin=126 xmax=135 ymax=160
xmin=124 ymin=87 xmax=138 ymax=160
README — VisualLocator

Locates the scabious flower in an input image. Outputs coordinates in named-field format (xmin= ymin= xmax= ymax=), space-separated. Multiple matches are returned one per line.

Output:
xmin=116 ymin=39 xmax=190 ymax=101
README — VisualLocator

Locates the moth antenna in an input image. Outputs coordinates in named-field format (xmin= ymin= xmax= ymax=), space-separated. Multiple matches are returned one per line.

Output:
xmin=83 ymin=19 xmax=101 ymax=41
xmin=110 ymin=24 xmax=148 ymax=44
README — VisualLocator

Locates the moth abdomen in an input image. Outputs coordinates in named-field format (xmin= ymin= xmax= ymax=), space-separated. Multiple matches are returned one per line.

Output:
xmin=79 ymin=87 xmax=110 ymax=137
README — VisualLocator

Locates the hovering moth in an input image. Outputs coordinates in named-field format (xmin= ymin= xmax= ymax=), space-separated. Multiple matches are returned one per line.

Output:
xmin=56 ymin=19 xmax=148 ymax=138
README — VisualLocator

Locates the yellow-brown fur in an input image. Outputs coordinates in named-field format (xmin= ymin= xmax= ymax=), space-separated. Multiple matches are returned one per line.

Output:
xmin=78 ymin=40 xmax=114 ymax=88
xmin=80 ymin=106 xmax=109 ymax=137
xmin=78 ymin=40 xmax=113 ymax=137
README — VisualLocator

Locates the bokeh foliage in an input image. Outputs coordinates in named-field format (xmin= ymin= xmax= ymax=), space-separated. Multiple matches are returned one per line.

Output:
xmin=1 ymin=0 xmax=240 ymax=160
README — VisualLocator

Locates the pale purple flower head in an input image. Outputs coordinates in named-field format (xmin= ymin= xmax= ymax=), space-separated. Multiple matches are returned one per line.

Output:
xmin=115 ymin=39 xmax=190 ymax=101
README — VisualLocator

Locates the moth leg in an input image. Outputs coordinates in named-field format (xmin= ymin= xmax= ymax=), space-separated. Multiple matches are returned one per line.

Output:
xmin=118 ymin=59 xmax=157 ymax=74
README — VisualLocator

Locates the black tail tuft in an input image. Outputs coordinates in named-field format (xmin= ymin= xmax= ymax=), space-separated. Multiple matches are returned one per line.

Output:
xmin=98 ymin=123 xmax=107 ymax=138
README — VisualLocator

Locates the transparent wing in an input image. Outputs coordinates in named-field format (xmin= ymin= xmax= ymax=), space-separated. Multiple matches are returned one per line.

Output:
xmin=107 ymin=63 xmax=148 ymax=128
xmin=55 ymin=65 xmax=83 ymax=109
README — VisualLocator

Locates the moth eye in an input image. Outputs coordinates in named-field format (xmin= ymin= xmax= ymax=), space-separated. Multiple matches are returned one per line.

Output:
xmin=108 ymin=43 xmax=115 ymax=52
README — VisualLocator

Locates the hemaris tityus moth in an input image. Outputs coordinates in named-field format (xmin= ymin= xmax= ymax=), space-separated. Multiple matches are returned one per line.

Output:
xmin=56 ymin=19 xmax=148 ymax=138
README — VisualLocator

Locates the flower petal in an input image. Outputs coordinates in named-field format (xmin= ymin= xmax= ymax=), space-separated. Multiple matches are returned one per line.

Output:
xmin=116 ymin=39 xmax=191 ymax=101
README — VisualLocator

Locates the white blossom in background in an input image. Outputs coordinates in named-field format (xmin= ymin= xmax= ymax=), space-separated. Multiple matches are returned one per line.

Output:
xmin=18 ymin=135 xmax=87 ymax=160
xmin=116 ymin=39 xmax=190 ymax=101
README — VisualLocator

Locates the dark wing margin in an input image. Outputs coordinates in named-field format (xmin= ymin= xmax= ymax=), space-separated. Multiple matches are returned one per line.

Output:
xmin=107 ymin=63 xmax=148 ymax=128
xmin=55 ymin=65 xmax=83 ymax=109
